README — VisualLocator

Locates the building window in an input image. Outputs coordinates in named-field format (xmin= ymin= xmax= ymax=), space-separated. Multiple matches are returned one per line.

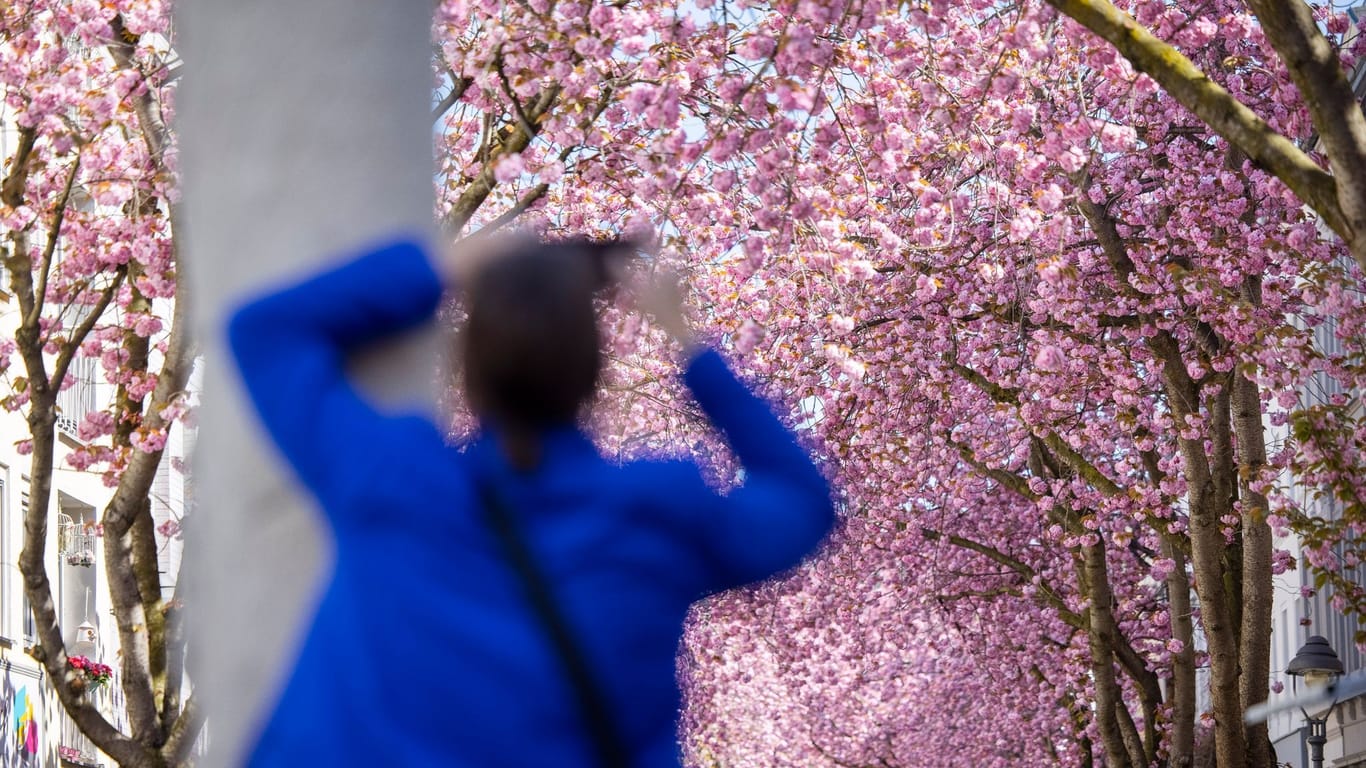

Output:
xmin=56 ymin=356 xmax=98 ymax=439
xmin=20 ymin=491 xmax=33 ymax=645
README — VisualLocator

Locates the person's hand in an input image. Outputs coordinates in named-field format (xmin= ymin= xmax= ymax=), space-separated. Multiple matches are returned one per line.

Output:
xmin=630 ymin=269 xmax=700 ymax=355
xmin=437 ymin=232 xmax=526 ymax=288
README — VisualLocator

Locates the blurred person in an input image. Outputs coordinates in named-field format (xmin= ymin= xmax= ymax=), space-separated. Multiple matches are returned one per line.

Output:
xmin=228 ymin=234 xmax=834 ymax=766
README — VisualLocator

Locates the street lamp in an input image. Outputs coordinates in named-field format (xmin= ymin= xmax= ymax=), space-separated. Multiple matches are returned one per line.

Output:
xmin=1286 ymin=635 xmax=1345 ymax=768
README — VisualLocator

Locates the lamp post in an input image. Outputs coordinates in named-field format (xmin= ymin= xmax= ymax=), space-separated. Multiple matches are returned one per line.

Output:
xmin=1287 ymin=635 xmax=1345 ymax=768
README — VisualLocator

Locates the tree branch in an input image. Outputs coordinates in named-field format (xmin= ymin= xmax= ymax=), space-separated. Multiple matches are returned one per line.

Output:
xmin=103 ymin=499 xmax=162 ymax=744
xmin=160 ymin=693 xmax=202 ymax=765
xmin=493 ymin=49 xmax=537 ymax=140
xmin=473 ymin=182 xmax=552 ymax=235
xmin=131 ymin=503 xmax=168 ymax=732
xmin=18 ymin=406 xmax=151 ymax=765
xmin=160 ymin=554 xmax=190 ymax=729
xmin=1243 ymin=0 xmax=1366 ymax=273
xmin=100 ymin=225 xmax=191 ymax=746
xmin=921 ymin=527 xmax=1083 ymax=628
xmin=50 ymin=268 xmax=125 ymax=401
xmin=6 ymin=230 xmax=48 ymax=398
xmin=433 ymin=74 xmax=473 ymax=123
xmin=0 ymin=126 xmax=36 ymax=208
xmin=1077 ymin=540 xmax=1136 ymax=767
xmin=943 ymin=434 xmax=1042 ymax=505
xmin=953 ymin=362 xmax=1125 ymax=497
xmin=444 ymin=84 xmax=562 ymax=233
xmin=1042 ymin=0 xmax=1356 ymax=267
xmin=108 ymin=14 xmax=173 ymax=166
xmin=104 ymin=228 xmax=193 ymax=537
xmin=30 ymin=155 xmax=82 ymax=329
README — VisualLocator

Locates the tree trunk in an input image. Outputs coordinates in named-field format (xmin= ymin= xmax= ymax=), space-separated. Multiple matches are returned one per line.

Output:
xmin=1144 ymin=440 xmax=1197 ymax=766
xmin=1233 ymin=279 xmax=1274 ymax=768
xmin=1149 ymin=327 xmax=1247 ymax=767
xmin=1164 ymin=538 xmax=1197 ymax=767
xmin=1191 ymin=382 xmax=1247 ymax=767
xmin=1080 ymin=541 xmax=1135 ymax=768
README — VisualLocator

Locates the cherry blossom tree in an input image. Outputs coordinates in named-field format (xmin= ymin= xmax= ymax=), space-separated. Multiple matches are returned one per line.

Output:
xmin=0 ymin=1 xmax=198 ymax=765
xmin=1045 ymin=0 xmax=1366 ymax=677
xmin=430 ymin=1 xmax=1363 ymax=766
xmin=1025 ymin=0 xmax=1366 ymax=763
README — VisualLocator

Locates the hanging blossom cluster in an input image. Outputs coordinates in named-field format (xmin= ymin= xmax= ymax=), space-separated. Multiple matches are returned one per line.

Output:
xmin=424 ymin=0 xmax=1366 ymax=764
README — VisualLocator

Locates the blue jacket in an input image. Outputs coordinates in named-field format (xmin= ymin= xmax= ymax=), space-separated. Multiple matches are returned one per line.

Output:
xmin=228 ymin=240 xmax=834 ymax=766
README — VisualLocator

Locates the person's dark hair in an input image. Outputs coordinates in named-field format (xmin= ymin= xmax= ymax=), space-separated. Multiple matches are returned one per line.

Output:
xmin=461 ymin=237 xmax=633 ymax=444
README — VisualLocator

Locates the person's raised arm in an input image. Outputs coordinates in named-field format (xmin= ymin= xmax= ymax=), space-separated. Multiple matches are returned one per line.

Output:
xmin=635 ymin=272 xmax=836 ymax=586
xmin=227 ymin=238 xmax=448 ymax=517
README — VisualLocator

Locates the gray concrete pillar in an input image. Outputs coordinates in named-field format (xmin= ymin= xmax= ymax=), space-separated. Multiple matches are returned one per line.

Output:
xmin=176 ymin=4 xmax=437 ymax=765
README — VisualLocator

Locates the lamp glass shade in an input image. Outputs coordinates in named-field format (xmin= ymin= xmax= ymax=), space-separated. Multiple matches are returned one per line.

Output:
xmin=1303 ymin=669 xmax=1338 ymax=690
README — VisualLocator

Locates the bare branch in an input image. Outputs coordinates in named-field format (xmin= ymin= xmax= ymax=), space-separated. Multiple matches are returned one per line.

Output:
xmin=433 ymin=75 xmax=473 ymax=122
xmin=30 ymin=155 xmax=82 ymax=328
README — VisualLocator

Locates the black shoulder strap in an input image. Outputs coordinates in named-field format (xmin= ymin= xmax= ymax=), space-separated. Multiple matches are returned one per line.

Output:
xmin=476 ymin=482 xmax=630 ymax=768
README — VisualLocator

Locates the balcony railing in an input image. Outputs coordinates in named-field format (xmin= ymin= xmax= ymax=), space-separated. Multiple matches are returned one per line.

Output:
xmin=58 ymin=709 xmax=103 ymax=767
xmin=55 ymin=356 xmax=98 ymax=441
